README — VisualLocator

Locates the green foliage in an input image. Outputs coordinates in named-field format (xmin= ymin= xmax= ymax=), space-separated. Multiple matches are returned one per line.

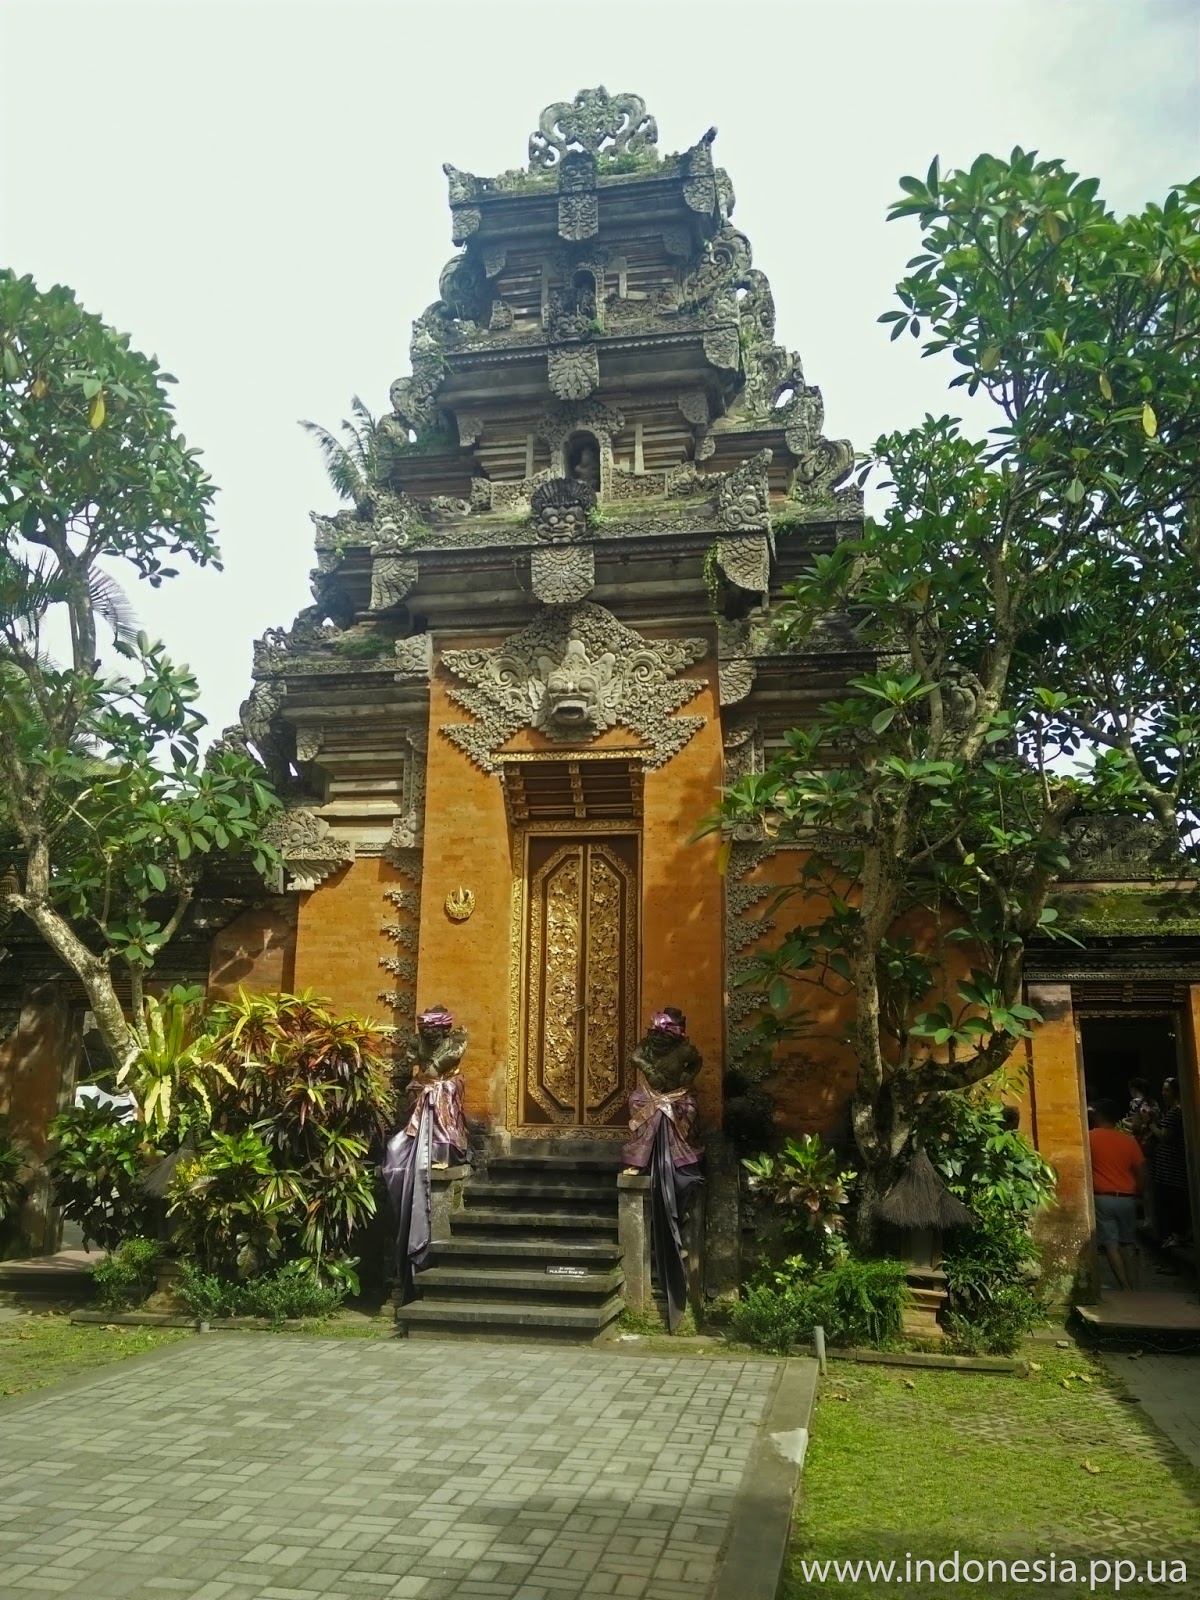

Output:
xmin=0 ymin=272 xmax=280 ymax=1069
xmin=742 ymin=1135 xmax=856 ymax=1261
xmin=168 ymin=1127 xmax=296 ymax=1279
xmin=719 ymin=156 xmax=1200 ymax=1225
xmin=46 ymin=1102 xmax=156 ymax=1249
xmin=165 ymin=991 xmax=395 ymax=1281
xmin=330 ymin=631 xmax=394 ymax=660
xmin=944 ymin=1285 xmax=1046 ymax=1357
xmin=923 ymin=1088 xmax=1057 ymax=1216
xmin=118 ymin=985 xmax=234 ymax=1139
xmin=175 ymin=1260 xmax=345 ymax=1323
xmin=0 ymin=1125 xmax=24 ymax=1230
xmin=921 ymin=1085 xmax=1053 ymax=1351
xmin=731 ymin=1254 xmax=910 ymax=1352
xmin=299 ymin=396 xmax=381 ymax=510
xmin=91 ymin=1235 xmax=159 ymax=1310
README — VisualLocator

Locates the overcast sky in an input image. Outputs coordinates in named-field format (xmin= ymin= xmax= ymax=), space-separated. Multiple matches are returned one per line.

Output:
xmin=2 ymin=0 xmax=1197 ymax=734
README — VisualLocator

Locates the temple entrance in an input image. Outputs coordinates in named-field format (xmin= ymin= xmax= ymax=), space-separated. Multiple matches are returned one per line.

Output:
xmin=519 ymin=832 xmax=639 ymax=1129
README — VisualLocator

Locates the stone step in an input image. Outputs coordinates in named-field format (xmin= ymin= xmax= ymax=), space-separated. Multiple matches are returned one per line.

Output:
xmin=428 ymin=1237 xmax=622 ymax=1265
xmin=462 ymin=1181 xmax=617 ymax=1207
xmin=414 ymin=1266 xmax=624 ymax=1300
xmin=396 ymin=1292 xmax=624 ymax=1341
xmin=451 ymin=1210 xmax=618 ymax=1235
xmin=488 ymin=1151 xmax=623 ymax=1174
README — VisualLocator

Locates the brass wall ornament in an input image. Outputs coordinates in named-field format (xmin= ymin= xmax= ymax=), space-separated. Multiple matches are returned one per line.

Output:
xmin=444 ymin=886 xmax=476 ymax=922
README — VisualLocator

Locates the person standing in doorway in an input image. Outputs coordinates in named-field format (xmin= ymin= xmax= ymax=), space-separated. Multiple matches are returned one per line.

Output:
xmin=1089 ymin=1099 xmax=1146 ymax=1291
xmin=1149 ymin=1078 xmax=1193 ymax=1249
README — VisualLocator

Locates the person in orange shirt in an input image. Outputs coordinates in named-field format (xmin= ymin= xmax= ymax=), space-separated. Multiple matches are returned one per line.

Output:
xmin=1089 ymin=1098 xmax=1146 ymax=1291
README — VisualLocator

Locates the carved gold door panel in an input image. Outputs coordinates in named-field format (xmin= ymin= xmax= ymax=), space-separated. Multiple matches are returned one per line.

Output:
xmin=521 ymin=835 xmax=638 ymax=1128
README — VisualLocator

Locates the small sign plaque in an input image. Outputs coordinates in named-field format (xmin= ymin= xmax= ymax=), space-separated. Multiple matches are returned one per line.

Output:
xmin=546 ymin=1265 xmax=589 ymax=1278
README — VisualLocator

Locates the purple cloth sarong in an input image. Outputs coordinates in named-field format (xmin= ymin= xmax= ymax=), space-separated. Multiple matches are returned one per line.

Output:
xmin=382 ymin=1077 xmax=468 ymax=1304
xmin=622 ymin=1083 xmax=703 ymax=1333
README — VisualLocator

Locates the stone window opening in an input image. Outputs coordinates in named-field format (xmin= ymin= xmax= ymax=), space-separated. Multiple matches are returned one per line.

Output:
xmin=566 ymin=431 xmax=602 ymax=494
xmin=572 ymin=270 xmax=598 ymax=321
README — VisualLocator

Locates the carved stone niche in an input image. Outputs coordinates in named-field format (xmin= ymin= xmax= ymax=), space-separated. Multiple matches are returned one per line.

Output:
xmin=537 ymin=400 xmax=624 ymax=498
xmin=440 ymin=602 xmax=708 ymax=772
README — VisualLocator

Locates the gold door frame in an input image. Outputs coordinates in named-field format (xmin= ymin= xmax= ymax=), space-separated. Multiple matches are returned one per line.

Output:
xmin=506 ymin=818 xmax=641 ymax=1137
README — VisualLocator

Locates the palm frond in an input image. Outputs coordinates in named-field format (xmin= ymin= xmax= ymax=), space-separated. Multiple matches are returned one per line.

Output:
xmin=89 ymin=571 xmax=140 ymax=646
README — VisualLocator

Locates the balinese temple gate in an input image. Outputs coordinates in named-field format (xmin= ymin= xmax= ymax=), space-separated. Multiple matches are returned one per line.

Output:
xmin=227 ymin=88 xmax=869 ymax=1334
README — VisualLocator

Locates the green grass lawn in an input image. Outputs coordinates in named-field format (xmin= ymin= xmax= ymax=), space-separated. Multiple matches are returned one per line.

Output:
xmin=785 ymin=1343 xmax=1200 ymax=1599
xmin=0 ymin=1312 xmax=190 ymax=1400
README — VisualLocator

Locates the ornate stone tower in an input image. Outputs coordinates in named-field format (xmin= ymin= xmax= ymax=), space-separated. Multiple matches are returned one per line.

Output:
xmin=233 ymin=88 xmax=863 ymax=1143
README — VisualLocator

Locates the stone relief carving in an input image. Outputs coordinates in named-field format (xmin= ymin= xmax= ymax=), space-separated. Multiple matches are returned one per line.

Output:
xmin=716 ymin=449 xmax=773 ymax=532
xmin=784 ymin=384 xmax=855 ymax=502
xmin=531 ymin=545 xmax=596 ymax=606
xmin=264 ymin=808 xmax=354 ymax=893
xmin=440 ymin=602 xmax=707 ymax=771
xmin=1059 ymin=816 xmax=1184 ymax=882
xmin=370 ymin=554 xmax=419 ymax=613
xmin=558 ymin=151 xmax=599 ymax=242
xmin=716 ymin=534 xmax=771 ymax=599
xmin=529 ymin=88 xmax=658 ymax=170
xmin=547 ymin=343 xmax=600 ymax=401
xmin=394 ymin=633 xmax=433 ymax=680
xmin=718 ymin=656 xmax=756 ymax=707
xmin=703 ymin=325 xmax=740 ymax=373
xmin=682 ymin=128 xmax=718 ymax=216
xmin=530 ymin=477 xmax=596 ymax=541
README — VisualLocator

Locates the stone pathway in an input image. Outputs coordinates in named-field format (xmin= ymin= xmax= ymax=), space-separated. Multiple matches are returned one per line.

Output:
xmin=1100 ymin=1352 xmax=1200 ymax=1470
xmin=0 ymin=1334 xmax=784 ymax=1600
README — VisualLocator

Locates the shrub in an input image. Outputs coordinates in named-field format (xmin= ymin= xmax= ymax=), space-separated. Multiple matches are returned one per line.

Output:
xmin=176 ymin=1261 xmax=345 ymax=1324
xmin=742 ymin=1134 xmax=856 ymax=1264
xmin=92 ymin=1236 xmax=160 ymax=1310
xmin=944 ymin=1285 xmax=1046 ymax=1356
xmin=730 ymin=1254 xmax=910 ymax=1352
xmin=47 ymin=1102 xmax=158 ymax=1249
xmin=0 ymin=1126 xmax=24 ymax=1234
xmin=920 ymin=1084 xmax=1055 ymax=1352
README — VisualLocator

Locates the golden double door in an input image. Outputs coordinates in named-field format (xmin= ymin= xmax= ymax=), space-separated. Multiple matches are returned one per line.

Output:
xmin=519 ymin=834 xmax=639 ymax=1129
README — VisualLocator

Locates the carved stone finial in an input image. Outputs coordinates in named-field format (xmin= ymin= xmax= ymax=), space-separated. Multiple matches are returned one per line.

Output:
xmin=529 ymin=88 xmax=658 ymax=171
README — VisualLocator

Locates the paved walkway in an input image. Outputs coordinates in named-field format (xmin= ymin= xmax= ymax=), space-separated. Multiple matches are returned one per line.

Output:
xmin=1100 ymin=1351 xmax=1200 ymax=1470
xmin=0 ymin=1335 xmax=785 ymax=1600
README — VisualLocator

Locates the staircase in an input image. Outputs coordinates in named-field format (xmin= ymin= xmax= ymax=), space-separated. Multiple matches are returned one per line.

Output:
xmin=395 ymin=1144 xmax=625 ymax=1342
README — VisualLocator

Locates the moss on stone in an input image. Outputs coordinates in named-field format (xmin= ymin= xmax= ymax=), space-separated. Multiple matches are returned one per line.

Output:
xmin=1051 ymin=885 xmax=1200 ymax=936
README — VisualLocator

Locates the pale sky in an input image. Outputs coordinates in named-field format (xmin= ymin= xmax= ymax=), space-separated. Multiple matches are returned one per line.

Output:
xmin=1 ymin=0 xmax=1197 ymax=735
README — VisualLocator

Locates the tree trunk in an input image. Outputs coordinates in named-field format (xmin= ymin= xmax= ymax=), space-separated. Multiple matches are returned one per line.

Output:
xmin=9 ymin=894 xmax=137 ymax=1073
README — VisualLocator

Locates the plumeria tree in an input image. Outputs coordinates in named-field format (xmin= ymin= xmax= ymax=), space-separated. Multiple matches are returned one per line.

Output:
xmin=0 ymin=271 xmax=278 ymax=1070
xmin=725 ymin=156 xmax=1200 ymax=1241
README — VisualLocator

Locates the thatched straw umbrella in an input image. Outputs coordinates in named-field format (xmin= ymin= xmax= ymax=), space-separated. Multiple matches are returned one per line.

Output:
xmin=878 ymin=1148 xmax=973 ymax=1253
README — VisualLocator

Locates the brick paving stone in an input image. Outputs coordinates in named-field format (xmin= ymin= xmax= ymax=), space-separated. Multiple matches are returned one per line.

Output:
xmin=0 ymin=1337 xmax=780 ymax=1599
